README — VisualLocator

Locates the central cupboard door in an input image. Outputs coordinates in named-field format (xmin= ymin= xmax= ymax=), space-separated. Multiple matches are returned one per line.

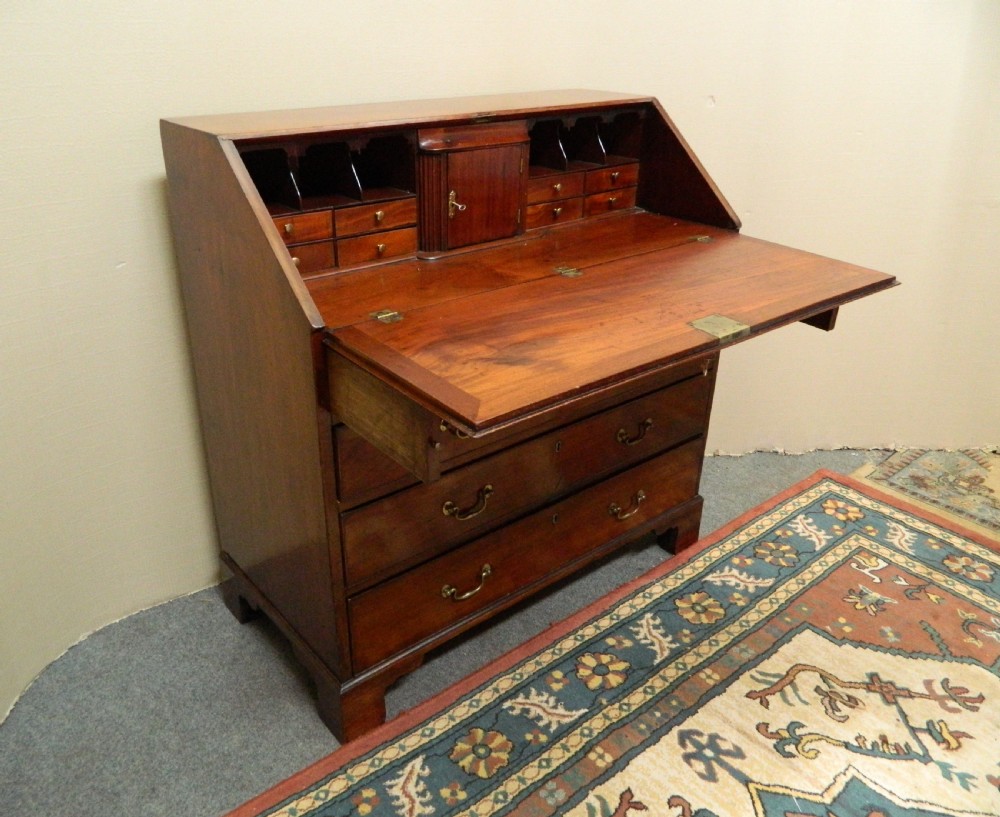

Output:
xmin=446 ymin=145 xmax=524 ymax=249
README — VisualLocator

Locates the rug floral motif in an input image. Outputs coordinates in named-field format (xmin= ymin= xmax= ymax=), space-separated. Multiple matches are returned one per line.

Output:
xmin=856 ymin=449 xmax=1000 ymax=535
xmin=234 ymin=473 xmax=1000 ymax=817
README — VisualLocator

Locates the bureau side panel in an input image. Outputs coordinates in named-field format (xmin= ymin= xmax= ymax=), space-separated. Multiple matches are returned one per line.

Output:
xmin=638 ymin=100 xmax=741 ymax=230
xmin=160 ymin=121 xmax=346 ymax=675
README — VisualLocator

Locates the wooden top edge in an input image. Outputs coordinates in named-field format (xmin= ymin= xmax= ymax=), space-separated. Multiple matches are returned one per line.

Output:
xmin=160 ymin=90 xmax=653 ymax=140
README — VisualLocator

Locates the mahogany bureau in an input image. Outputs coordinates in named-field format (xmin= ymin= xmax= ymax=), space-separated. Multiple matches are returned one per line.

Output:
xmin=160 ymin=90 xmax=896 ymax=741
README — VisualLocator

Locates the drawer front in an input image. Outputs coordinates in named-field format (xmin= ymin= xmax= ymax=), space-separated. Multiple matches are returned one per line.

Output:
xmin=340 ymin=371 xmax=713 ymax=588
xmin=334 ymin=198 xmax=418 ymax=238
xmin=584 ymin=187 xmax=637 ymax=217
xmin=526 ymin=172 xmax=586 ymax=205
xmin=525 ymin=198 xmax=584 ymax=230
xmin=289 ymin=241 xmax=335 ymax=275
xmin=272 ymin=211 xmax=332 ymax=245
xmin=335 ymin=354 xmax=717 ymax=507
xmin=585 ymin=163 xmax=640 ymax=194
xmin=348 ymin=437 xmax=704 ymax=671
xmin=337 ymin=227 xmax=418 ymax=266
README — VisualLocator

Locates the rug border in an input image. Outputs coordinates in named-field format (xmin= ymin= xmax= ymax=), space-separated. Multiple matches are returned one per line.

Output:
xmin=851 ymin=453 xmax=1000 ymax=539
xmin=224 ymin=467 xmax=998 ymax=817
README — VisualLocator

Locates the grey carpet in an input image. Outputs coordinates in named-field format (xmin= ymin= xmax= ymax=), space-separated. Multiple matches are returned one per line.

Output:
xmin=1 ymin=450 xmax=880 ymax=815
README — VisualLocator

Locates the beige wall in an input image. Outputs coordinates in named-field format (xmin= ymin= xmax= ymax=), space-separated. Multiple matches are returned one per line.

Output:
xmin=2 ymin=1 xmax=997 ymax=718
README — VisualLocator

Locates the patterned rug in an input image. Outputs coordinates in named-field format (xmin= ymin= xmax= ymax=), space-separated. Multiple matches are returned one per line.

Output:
xmin=230 ymin=471 xmax=1000 ymax=817
xmin=853 ymin=449 xmax=1000 ymax=539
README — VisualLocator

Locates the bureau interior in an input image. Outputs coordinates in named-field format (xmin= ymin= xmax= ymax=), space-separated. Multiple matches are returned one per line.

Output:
xmin=240 ymin=132 xmax=417 ymax=214
xmin=234 ymin=103 xmax=669 ymax=277
xmin=527 ymin=110 xmax=643 ymax=172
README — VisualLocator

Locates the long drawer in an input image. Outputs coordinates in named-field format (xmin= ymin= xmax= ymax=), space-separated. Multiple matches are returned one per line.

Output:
xmin=347 ymin=436 xmax=704 ymax=672
xmin=340 ymin=372 xmax=713 ymax=589
xmin=334 ymin=354 xmax=717 ymax=508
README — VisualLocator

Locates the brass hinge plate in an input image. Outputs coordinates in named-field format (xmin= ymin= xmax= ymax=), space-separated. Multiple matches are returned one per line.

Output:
xmin=370 ymin=308 xmax=403 ymax=324
xmin=689 ymin=314 xmax=751 ymax=344
xmin=555 ymin=265 xmax=582 ymax=278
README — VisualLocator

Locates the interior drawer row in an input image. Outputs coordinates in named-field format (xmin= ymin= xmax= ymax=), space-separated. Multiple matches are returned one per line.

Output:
xmin=272 ymin=197 xmax=418 ymax=274
xmin=524 ymin=161 xmax=639 ymax=229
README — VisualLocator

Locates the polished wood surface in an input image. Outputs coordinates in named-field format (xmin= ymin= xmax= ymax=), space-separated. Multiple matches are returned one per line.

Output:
xmin=327 ymin=213 xmax=894 ymax=432
xmin=162 ymin=90 xmax=896 ymax=741
xmin=341 ymin=372 xmax=713 ymax=591
xmin=160 ymin=123 xmax=345 ymax=675
xmin=163 ymin=90 xmax=651 ymax=139
xmin=306 ymin=216 xmax=726 ymax=327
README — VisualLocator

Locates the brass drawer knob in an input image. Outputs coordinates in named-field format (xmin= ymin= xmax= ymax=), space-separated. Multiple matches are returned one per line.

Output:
xmin=374 ymin=209 xmax=385 ymax=224
xmin=441 ymin=563 xmax=492 ymax=602
xmin=609 ymin=489 xmax=646 ymax=520
xmin=607 ymin=196 xmax=619 ymax=209
xmin=616 ymin=418 xmax=653 ymax=446
xmin=376 ymin=242 xmax=387 ymax=257
xmin=610 ymin=171 xmax=620 ymax=183
xmin=552 ymin=206 xmax=563 ymax=218
xmin=552 ymin=182 xmax=562 ymax=193
xmin=442 ymin=484 xmax=494 ymax=520
xmin=283 ymin=222 xmax=294 ymax=235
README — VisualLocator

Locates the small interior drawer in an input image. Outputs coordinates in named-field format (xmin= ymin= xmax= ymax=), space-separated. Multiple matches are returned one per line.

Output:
xmin=584 ymin=187 xmax=637 ymax=217
xmin=585 ymin=162 xmax=639 ymax=194
xmin=525 ymin=172 xmax=585 ymax=205
xmin=337 ymin=227 xmax=418 ymax=266
xmin=525 ymin=198 xmax=584 ymax=230
xmin=334 ymin=198 xmax=417 ymax=238
xmin=272 ymin=211 xmax=333 ymax=245
xmin=288 ymin=241 xmax=335 ymax=275
xmin=347 ymin=436 xmax=704 ymax=672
